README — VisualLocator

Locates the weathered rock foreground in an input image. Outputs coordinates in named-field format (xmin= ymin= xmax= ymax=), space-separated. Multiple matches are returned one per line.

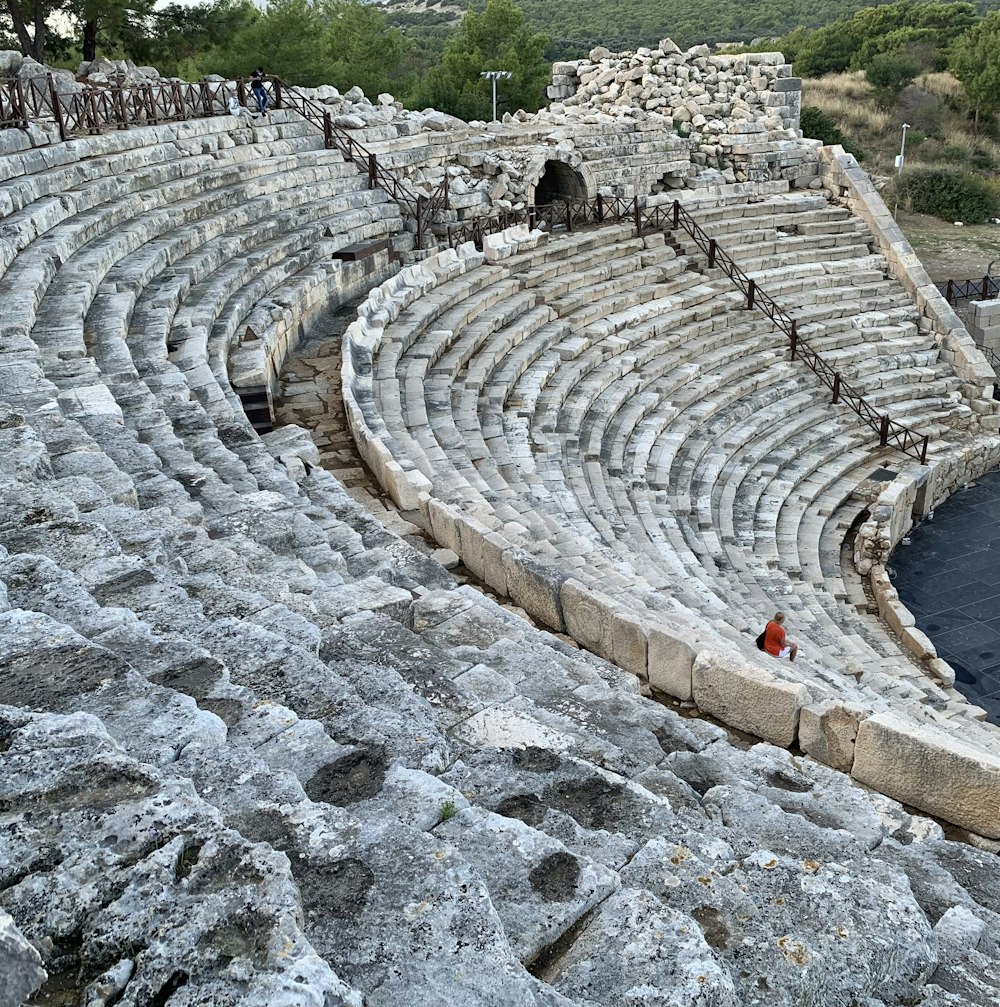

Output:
xmin=6 ymin=606 xmax=1000 ymax=1006
xmin=0 ymin=39 xmax=999 ymax=1007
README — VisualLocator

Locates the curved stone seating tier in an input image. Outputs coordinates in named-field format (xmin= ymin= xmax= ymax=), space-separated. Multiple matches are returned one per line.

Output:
xmin=0 ymin=112 xmax=403 ymax=569
xmin=9 ymin=382 xmax=996 ymax=1004
xmin=342 ymin=211 xmax=1000 ymax=829
xmin=3 ymin=103 xmax=1000 ymax=1006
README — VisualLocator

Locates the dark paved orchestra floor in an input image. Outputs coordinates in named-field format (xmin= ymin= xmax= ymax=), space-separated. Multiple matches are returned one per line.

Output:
xmin=891 ymin=466 xmax=1000 ymax=725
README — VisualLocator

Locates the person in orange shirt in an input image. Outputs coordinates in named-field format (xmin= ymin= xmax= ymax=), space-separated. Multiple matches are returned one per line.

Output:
xmin=764 ymin=611 xmax=797 ymax=662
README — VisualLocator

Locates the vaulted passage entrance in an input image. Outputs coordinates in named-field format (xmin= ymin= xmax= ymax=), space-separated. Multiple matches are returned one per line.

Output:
xmin=533 ymin=160 xmax=587 ymax=204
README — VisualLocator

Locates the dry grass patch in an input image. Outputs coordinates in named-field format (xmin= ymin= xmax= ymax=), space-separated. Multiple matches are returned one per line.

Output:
xmin=802 ymin=74 xmax=890 ymax=138
xmin=916 ymin=72 xmax=965 ymax=102
xmin=802 ymin=71 xmax=873 ymax=103
xmin=938 ymin=128 xmax=1000 ymax=162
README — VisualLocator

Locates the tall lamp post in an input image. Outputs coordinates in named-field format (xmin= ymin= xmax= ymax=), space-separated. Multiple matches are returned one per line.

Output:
xmin=893 ymin=122 xmax=910 ymax=220
xmin=481 ymin=70 xmax=512 ymax=122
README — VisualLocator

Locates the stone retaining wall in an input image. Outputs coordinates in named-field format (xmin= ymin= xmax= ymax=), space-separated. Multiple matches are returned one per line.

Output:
xmin=340 ymin=226 xmax=1000 ymax=840
xmin=546 ymin=41 xmax=815 ymax=191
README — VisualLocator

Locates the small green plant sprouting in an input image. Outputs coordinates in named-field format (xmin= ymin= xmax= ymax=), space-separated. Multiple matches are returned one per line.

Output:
xmin=439 ymin=798 xmax=457 ymax=822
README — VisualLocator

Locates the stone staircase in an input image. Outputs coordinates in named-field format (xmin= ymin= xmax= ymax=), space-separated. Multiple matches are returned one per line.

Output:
xmin=3 ymin=112 xmax=1000 ymax=1007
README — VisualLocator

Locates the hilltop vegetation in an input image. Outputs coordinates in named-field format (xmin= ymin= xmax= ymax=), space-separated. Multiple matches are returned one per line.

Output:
xmin=772 ymin=4 xmax=1000 ymax=224
xmin=5 ymin=0 xmax=1000 ymax=223
xmin=387 ymin=0 xmax=909 ymax=57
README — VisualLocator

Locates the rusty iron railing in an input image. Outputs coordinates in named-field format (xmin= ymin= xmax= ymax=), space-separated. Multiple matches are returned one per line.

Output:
xmin=0 ymin=75 xmax=235 ymax=136
xmin=448 ymin=196 xmax=930 ymax=464
xmin=261 ymin=77 xmax=448 ymax=246
xmin=0 ymin=73 xmax=937 ymax=461
xmin=943 ymin=275 xmax=1000 ymax=305
xmin=669 ymin=199 xmax=929 ymax=464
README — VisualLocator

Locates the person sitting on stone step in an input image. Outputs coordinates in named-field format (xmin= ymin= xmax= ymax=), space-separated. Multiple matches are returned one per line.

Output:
xmin=763 ymin=611 xmax=797 ymax=662
xmin=227 ymin=94 xmax=255 ymax=124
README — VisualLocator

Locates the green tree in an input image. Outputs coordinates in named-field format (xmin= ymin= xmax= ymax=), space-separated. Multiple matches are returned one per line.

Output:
xmin=793 ymin=22 xmax=864 ymax=77
xmin=1 ymin=0 xmax=64 ymax=60
xmin=789 ymin=1 xmax=977 ymax=79
xmin=118 ymin=0 xmax=257 ymax=78
xmin=326 ymin=0 xmax=409 ymax=98
xmin=200 ymin=0 xmax=331 ymax=86
xmin=863 ymin=50 xmax=920 ymax=105
xmin=799 ymin=105 xmax=866 ymax=159
xmin=198 ymin=0 xmax=407 ymax=94
xmin=951 ymin=10 xmax=1000 ymax=129
xmin=67 ymin=0 xmax=155 ymax=62
xmin=414 ymin=0 xmax=549 ymax=121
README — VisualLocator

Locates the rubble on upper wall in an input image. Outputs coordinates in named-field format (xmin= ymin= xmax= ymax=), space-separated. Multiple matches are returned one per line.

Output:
xmin=545 ymin=38 xmax=803 ymax=135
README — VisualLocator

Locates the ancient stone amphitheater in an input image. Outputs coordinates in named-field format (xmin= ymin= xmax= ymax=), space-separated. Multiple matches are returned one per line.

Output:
xmin=3 ymin=41 xmax=1000 ymax=1007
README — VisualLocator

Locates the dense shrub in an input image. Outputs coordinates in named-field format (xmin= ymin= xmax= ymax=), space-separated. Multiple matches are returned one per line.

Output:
xmin=897 ymin=167 xmax=1000 ymax=223
xmin=799 ymin=105 xmax=867 ymax=161
xmin=863 ymin=51 xmax=920 ymax=105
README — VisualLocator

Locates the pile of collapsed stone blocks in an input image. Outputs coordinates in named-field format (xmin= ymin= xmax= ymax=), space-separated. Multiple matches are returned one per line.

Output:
xmin=546 ymin=39 xmax=818 ymax=188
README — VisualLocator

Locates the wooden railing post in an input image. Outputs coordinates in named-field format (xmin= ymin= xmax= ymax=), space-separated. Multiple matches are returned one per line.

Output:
xmin=86 ymin=88 xmax=100 ymax=133
xmin=145 ymin=84 xmax=157 ymax=124
xmin=831 ymin=372 xmax=841 ymax=404
xmin=879 ymin=415 xmax=890 ymax=446
xmin=237 ymin=78 xmax=247 ymax=107
xmin=273 ymin=77 xmax=282 ymax=109
xmin=13 ymin=77 xmax=27 ymax=130
xmin=566 ymin=201 xmax=573 ymax=232
xmin=920 ymin=435 xmax=928 ymax=465
xmin=596 ymin=193 xmax=604 ymax=223
xmin=368 ymin=152 xmax=377 ymax=189
xmin=47 ymin=75 xmax=67 ymax=141
xmin=113 ymin=85 xmax=128 ymax=128
xmin=633 ymin=195 xmax=641 ymax=237
xmin=746 ymin=279 xmax=756 ymax=310
xmin=323 ymin=111 xmax=332 ymax=147
xmin=708 ymin=238 xmax=717 ymax=269
xmin=790 ymin=320 xmax=798 ymax=361
xmin=671 ymin=199 xmax=679 ymax=230
xmin=945 ymin=278 xmax=954 ymax=304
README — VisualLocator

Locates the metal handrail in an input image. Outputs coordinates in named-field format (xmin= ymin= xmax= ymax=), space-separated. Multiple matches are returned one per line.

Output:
xmin=270 ymin=77 xmax=441 ymax=244
xmin=447 ymin=195 xmax=931 ymax=464
xmin=668 ymin=198 xmax=929 ymax=464
xmin=982 ymin=343 xmax=1000 ymax=374
xmin=0 ymin=71 xmax=940 ymax=461
xmin=943 ymin=275 xmax=1000 ymax=305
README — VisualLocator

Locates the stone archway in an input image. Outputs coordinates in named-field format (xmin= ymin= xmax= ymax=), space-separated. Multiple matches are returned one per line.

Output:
xmin=530 ymin=159 xmax=589 ymax=205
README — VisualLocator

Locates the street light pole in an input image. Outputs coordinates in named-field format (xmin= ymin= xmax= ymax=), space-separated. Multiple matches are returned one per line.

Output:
xmin=897 ymin=122 xmax=911 ymax=174
xmin=480 ymin=70 xmax=512 ymax=122
xmin=893 ymin=122 xmax=911 ymax=221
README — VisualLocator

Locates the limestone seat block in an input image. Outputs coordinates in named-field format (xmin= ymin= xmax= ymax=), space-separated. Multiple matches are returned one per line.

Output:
xmin=798 ymin=698 xmax=865 ymax=773
xmin=852 ymin=712 xmax=1000 ymax=839
xmin=692 ymin=651 xmax=811 ymax=747
xmin=647 ymin=624 xmax=697 ymax=701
